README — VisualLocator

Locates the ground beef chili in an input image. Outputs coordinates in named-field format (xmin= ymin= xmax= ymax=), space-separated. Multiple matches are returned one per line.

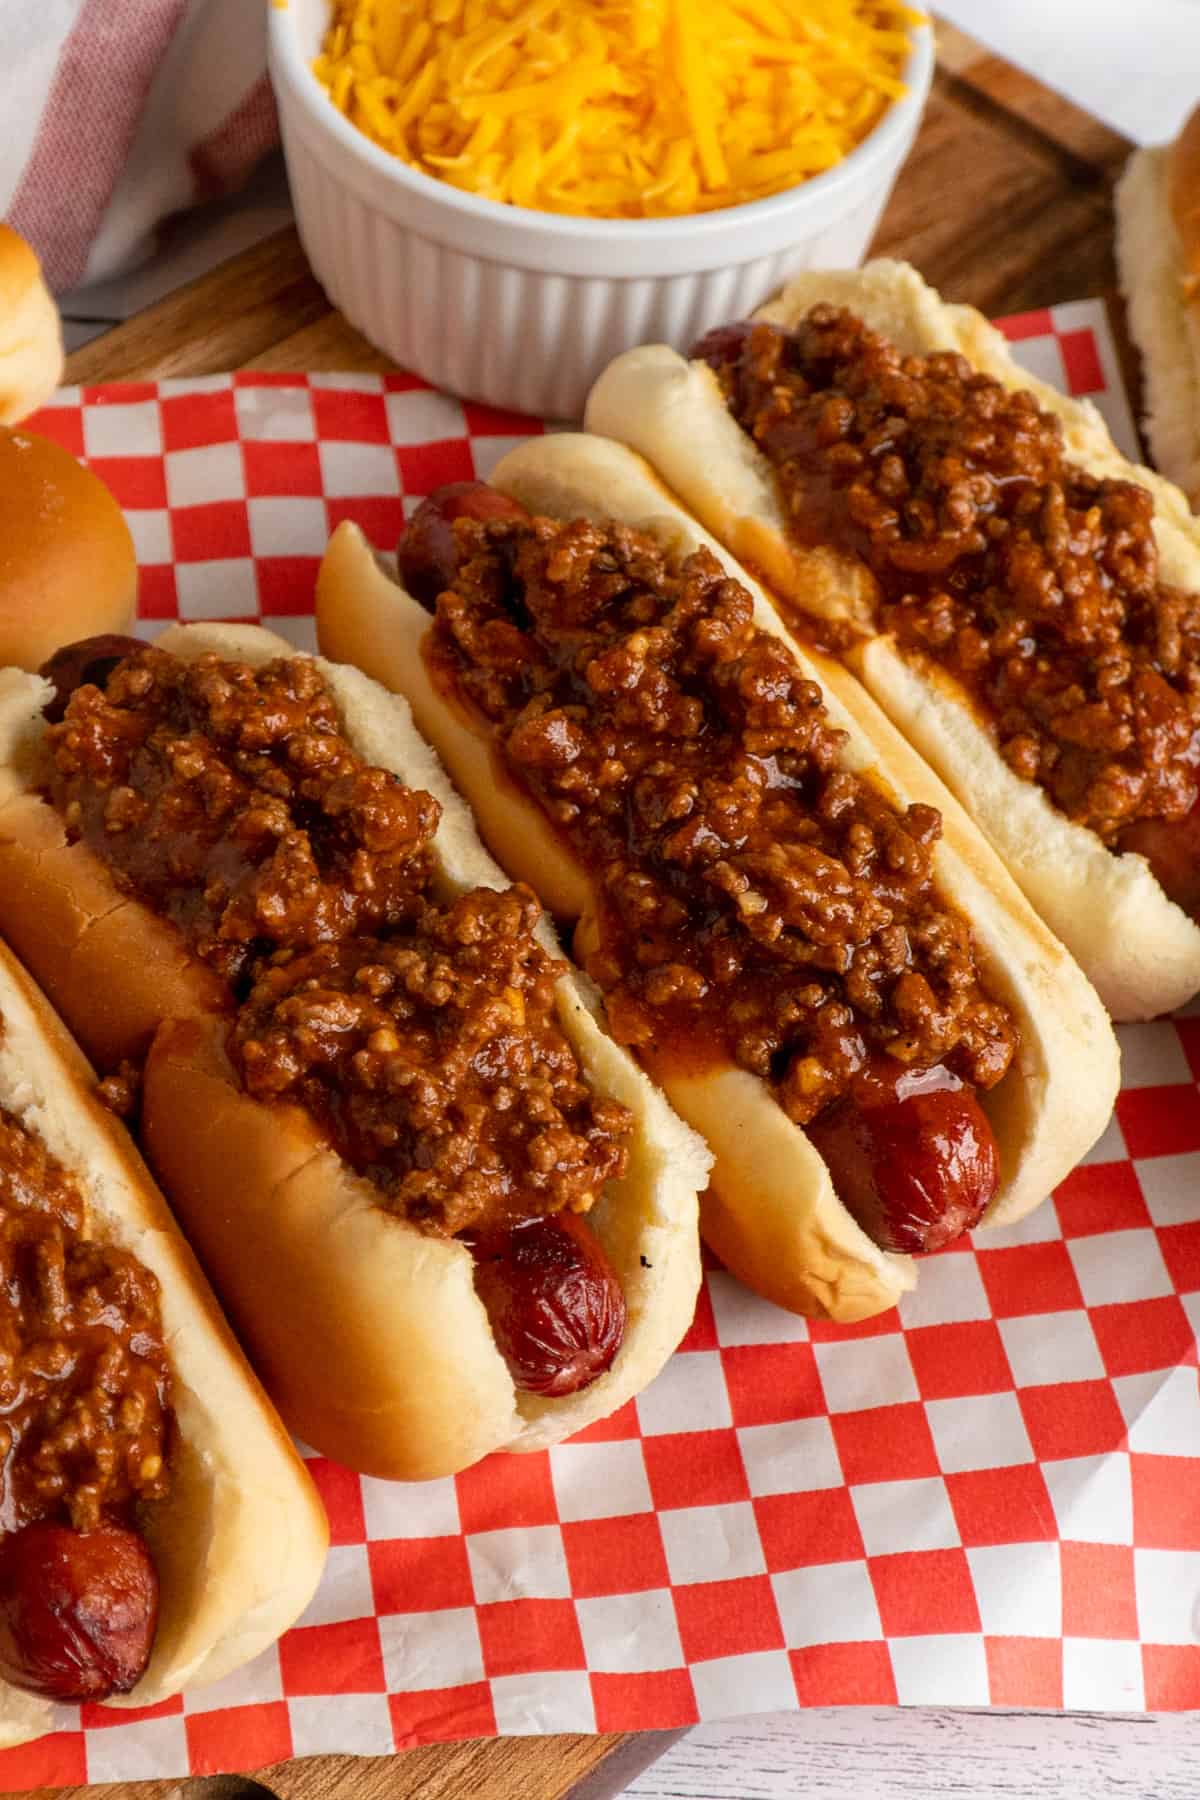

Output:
xmin=0 ymin=1103 xmax=171 ymax=1539
xmin=232 ymin=885 xmax=630 ymax=1238
xmin=44 ymin=649 xmax=631 ymax=1259
xmin=424 ymin=512 xmax=1019 ymax=1145
xmin=45 ymin=649 xmax=440 ymax=987
xmin=695 ymin=309 xmax=1200 ymax=906
xmin=96 ymin=1061 xmax=141 ymax=1122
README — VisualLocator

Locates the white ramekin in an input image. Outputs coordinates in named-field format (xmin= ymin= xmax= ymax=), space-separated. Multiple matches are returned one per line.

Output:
xmin=269 ymin=3 xmax=934 ymax=418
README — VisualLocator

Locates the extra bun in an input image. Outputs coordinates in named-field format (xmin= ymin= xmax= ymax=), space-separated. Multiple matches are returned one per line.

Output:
xmin=586 ymin=258 xmax=1200 ymax=1018
xmin=0 ymin=428 xmax=136 ymax=672
xmin=0 ymin=226 xmax=62 ymax=427
xmin=1116 ymin=110 xmax=1200 ymax=510
xmin=0 ymin=939 xmax=328 ymax=1749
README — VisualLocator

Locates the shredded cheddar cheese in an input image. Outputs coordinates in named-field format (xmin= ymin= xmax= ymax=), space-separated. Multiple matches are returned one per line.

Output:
xmin=313 ymin=0 xmax=923 ymax=218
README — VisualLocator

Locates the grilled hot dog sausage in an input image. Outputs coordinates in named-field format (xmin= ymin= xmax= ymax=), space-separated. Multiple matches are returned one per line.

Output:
xmin=0 ymin=1522 xmax=158 ymax=1703
xmin=804 ymin=1063 xmax=999 ymax=1255
xmin=470 ymin=1210 xmax=626 ymax=1397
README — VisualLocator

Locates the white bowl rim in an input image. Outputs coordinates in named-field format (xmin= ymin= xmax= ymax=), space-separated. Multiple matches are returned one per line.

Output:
xmin=268 ymin=5 xmax=934 ymax=247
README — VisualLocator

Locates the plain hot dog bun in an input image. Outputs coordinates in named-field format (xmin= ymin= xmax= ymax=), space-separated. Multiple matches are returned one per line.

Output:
xmin=585 ymin=258 xmax=1200 ymax=1021
xmin=313 ymin=435 xmax=1119 ymax=1323
xmin=0 ymin=427 xmax=136 ymax=673
xmin=1116 ymin=106 xmax=1200 ymax=511
xmin=0 ymin=620 xmax=707 ymax=1480
xmin=0 ymin=938 xmax=328 ymax=1750
xmin=0 ymin=226 xmax=62 ymax=427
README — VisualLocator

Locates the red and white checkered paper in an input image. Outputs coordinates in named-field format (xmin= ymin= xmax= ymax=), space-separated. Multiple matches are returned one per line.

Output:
xmin=4 ymin=302 xmax=1197 ymax=1792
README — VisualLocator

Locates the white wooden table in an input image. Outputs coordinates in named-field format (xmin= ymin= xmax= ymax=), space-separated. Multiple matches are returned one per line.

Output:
xmin=625 ymin=1708 xmax=1200 ymax=1798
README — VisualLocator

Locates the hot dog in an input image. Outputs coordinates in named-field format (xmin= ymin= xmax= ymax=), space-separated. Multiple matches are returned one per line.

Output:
xmin=1116 ymin=105 xmax=1200 ymax=512
xmin=0 ymin=629 xmax=707 ymax=1479
xmin=313 ymin=438 xmax=1120 ymax=1322
xmin=0 ymin=936 xmax=327 ymax=1747
xmin=584 ymin=258 xmax=1200 ymax=1022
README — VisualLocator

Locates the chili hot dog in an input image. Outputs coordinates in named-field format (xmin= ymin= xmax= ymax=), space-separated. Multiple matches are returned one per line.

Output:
xmin=0 ymin=938 xmax=327 ymax=1746
xmin=586 ymin=258 xmax=1200 ymax=1020
xmin=313 ymin=436 xmax=1119 ymax=1322
xmin=0 ymin=630 xmax=706 ymax=1478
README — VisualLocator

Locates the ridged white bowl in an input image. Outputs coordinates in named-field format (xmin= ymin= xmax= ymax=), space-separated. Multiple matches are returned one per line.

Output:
xmin=269 ymin=2 xmax=933 ymax=418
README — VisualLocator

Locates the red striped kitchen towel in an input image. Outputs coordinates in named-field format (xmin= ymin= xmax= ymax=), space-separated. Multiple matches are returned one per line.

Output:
xmin=1 ymin=0 xmax=280 ymax=295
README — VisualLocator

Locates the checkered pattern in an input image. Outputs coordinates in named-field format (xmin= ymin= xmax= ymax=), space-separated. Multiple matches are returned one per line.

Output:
xmin=22 ymin=372 xmax=542 ymax=652
xmin=2 ymin=304 xmax=1195 ymax=1791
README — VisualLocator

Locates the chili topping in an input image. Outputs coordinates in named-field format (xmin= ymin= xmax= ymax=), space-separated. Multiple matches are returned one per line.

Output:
xmin=232 ymin=887 xmax=630 ymax=1237
xmin=0 ymin=1102 xmax=172 ymax=1537
xmin=96 ymin=1060 xmax=141 ymax=1122
xmin=46 ymin=650 xmax=439 ymax=986
xmin=696 ymin=309 xmax=1200 ymax=855
xmin=427 ymin=512 xmax=1019 ymax=1127
xmin=47 ymin=653 xmax=631 ymax=1239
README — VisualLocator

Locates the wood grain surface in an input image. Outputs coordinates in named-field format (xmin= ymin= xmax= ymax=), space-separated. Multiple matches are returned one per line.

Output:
xmin=24 ymin=19 xmax=1149 ymax=1800
xmin=624 ymin=1708 xmax=1200 ymax=1800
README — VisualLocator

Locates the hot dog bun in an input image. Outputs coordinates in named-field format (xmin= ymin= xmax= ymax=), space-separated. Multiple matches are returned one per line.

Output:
xmin=1116 ymin=107 xmax=1200 ymax=512
xmin=0 ymin=625 xmax=707 ymax=1478
xmin=0 ymin=227 xmax=62 ymax=428
xmin=0 ymin=428 xmax=136 ymax=674
xmin=585 ymin=258 xmax=1200 ymax=1020
xmin=0 ymin=937 xmax=328 ymax=1749
xmin=313 ymin=435 xmax=1120 ymax=1323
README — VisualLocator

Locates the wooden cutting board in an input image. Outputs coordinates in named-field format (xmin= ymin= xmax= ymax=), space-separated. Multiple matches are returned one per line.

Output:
xmin=29 ymin=20 xmax=1139 ymax=1800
